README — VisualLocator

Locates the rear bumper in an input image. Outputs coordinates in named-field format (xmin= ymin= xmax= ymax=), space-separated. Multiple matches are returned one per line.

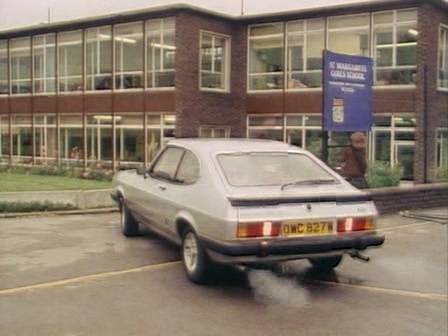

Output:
xmin=200 ymin=232 xmax=385 ymax=264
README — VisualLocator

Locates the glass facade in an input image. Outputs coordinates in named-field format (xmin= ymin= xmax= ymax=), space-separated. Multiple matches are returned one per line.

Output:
xmin=146 ymin=18 xmax=176 ymax=88
xmin=58 ymin=30 xmax=83 ymax=92
xmin=200 ymin=31 xmax=230 ymax=91
xmin=34 ymin=114 xmax=57 ymax=163
xmin=248 ymin=8 xmax=418 ymax=91
xmin=248 ymin=23 xmax=284 ymax=90
xmin=287 ymin=19 xmax=325 ymax=89
xmin=373 ymin=9 xmax=417 ymax=85
xmin=114 ymin=22 xmax=144 ymax=90
xmin=0 ymin=115 xmax=9 ymax=157
xmin=328 ymin=14 xmax=370 ymax=56
xmin=436 ymin=128 xmax=448 ymax=169
xmin=86 ymin=26 xmax=112 ymax=91
xmin=10 ymin=37 xmax=31 ymax=94
xmin=12 ymin=115 xmax=33 ymax=162
xmin=439 ymin=25 xmax=448 ymax=90
xmin=33 ymin=34 xmax=56 ymax=93
xmin=0 ymin=40 xmax=8 ymax=95
xmin=247 ymin=114 xmax=416 ymax=180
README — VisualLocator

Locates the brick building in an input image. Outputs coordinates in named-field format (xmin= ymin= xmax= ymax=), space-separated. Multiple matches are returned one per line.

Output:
xmin=0 ymin=0 xmax=447 ymax=183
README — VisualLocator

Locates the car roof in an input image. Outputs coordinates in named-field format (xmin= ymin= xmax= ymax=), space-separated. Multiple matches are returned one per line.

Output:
xmin=167 ymin=138 xmax=306 ymax=155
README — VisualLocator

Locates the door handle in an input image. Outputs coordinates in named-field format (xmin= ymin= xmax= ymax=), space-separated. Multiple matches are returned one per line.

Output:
xmin=158 ymin=185 xmax=167 ymax=191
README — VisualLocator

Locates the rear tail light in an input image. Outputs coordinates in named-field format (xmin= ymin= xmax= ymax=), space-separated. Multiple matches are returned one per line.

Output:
xmin=237 ymin=221 xmax=281 ymax=238
xmin=337 ymin=217 xmax=374 ymax=233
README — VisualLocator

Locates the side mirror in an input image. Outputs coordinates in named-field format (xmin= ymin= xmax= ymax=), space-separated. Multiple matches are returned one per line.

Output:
xmin=136 ymin=166 xmax=148 ymax=178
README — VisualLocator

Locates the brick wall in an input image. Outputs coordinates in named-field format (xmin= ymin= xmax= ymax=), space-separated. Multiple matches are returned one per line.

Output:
xmin=414 ymin=2 xmax=448 ymax=183
xmin=175 ymin=12 xmax=246 ymax=138
xmin=369 ymin=183 xmax=448 ymax=214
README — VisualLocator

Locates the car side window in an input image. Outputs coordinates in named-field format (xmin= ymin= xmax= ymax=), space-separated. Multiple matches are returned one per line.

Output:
xmin=151 ymin=147 xmax=184 ymax=181
xmin=176 ymin=151 xmax=200 ymax=184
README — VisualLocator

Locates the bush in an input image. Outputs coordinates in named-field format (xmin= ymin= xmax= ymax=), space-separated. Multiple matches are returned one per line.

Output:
xmin=0 ymin=201 xmax=77 ymax=213
xmin=366 ymin=161 xmax=402 ymax=188
xmin=0 ymin=164 xmax=113 ymax=182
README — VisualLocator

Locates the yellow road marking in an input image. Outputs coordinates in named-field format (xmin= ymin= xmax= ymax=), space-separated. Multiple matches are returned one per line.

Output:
xmin=310 ymin=279 xmax=448 ymax=302
xmin=378 ymin=220 xmax=438 ymax=232
xmin=0 ymin=260 xmax=181 ymax=295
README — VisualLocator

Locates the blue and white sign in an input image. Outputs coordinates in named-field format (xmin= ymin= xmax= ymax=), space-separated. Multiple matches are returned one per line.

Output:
xmin=323 ymin=50 xmax=373 ymax=132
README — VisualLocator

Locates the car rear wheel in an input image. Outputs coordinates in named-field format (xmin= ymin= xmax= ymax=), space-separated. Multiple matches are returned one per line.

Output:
xmin=119 ymin=199 xmax=139 ymax=237
xmin=308 ymin=255 xmax=343 ymax=270
xmin=181 ymin=229 xmax=211 ymax=284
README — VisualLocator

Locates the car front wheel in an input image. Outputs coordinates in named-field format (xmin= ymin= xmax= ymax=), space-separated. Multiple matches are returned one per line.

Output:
xmin=308 ymin=255 xmax=343 ymax=270
xmin=119 ymin=199 xmax=139 ymax=237
xmin=181 ymin=229 xmax=212 ymax=284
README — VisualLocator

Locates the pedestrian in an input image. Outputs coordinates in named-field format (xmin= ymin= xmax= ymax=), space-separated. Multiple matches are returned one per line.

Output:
xmin=341 ymin=132 xmax=369 ymax=189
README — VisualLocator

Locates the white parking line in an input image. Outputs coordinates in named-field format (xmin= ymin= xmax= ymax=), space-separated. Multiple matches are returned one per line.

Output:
xmin=310 ymin=279 xmax=448 ymax=302
xmin=0 ymin=261 xmax=181 ymax=296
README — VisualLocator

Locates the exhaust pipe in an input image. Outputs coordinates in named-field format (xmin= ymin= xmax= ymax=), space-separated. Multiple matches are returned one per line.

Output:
xmin=347 ymin=250 xmax=370 ymax=262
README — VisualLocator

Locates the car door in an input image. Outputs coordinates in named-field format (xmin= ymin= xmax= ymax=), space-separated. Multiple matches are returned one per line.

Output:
xmin=143 ymin=146 xmax=185 ymax=234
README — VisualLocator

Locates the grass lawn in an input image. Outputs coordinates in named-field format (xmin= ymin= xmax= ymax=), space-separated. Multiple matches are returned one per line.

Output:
xmin=0 ymin=172 xmax=112 ymax=192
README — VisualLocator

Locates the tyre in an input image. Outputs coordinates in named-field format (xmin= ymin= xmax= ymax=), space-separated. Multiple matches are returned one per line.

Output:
xmin=119 ymin=199 xmax=139 ymax=237
xmin=308 ymin=255 xmax=343 ymax=270
xmin=181 ymin=228 xmax=212 ymax=284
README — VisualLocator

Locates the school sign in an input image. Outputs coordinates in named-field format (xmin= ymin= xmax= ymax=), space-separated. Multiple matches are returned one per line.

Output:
xmin=323 ymin=50 xmax=374 ymax=132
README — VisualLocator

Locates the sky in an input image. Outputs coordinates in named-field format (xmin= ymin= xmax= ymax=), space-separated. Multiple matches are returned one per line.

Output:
xmin=0 ymin=0 xmax=380 ymax=31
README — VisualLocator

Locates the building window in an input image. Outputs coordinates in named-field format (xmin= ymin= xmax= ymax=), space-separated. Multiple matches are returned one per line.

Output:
xmin=10 ymin=37 xmax=31 ymax=94
xmin=12 ymin=115 xmax=33 ymax=162
xmin=248 ymin=23 xmax=284 ymax=91
xmin=33 ymin=34 xmax=56 ymax=94
xmin=327 ymin=14 xmax=370 ymax=56
xmin=247 ymin=115 xmax=284 ymax=140
xmin=114 ymin=22 xmax=144 ymax=90
xmin=286 ymin=18 xmax=324 ymax=89
xmin=0 ymin=40 xmax=8 ymax=95
xmin=60 ymin=114 xmax=83 ymax=165
xmin=58 ymin=30 xmax=83 ymax=92
xmin=87 ymin=114 xmax=113 ymax=164
xmin=115 ymin=114 xmax=144 ymax=166
xmin=34 ymin=114 xmax=57 ymax=163
xmin=438 ymin=25 xmax=448 ymax=90
xmin=0 ymin=115 xmax=10 ymax=157
xmin=199 ymin=126 xmax=230 ymax=138
xmin=199 ymin=31 xmax=230 ymax=91
xmin=436 ymin=128 xmax=448 ymax=170
xmin=373 ymin=9 xmax=417 ymax=85
xmin=146 ymin=113 xmax=176 ymax=162
xmin=369 ymin=114 xmax=416 ymax=180
xmin=86 ymin=26 xmax=112 ymax=91
xmin=146 ymin=18 xmax=176 ymax=88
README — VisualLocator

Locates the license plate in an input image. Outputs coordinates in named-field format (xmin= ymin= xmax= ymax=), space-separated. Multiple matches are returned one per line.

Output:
xmin=281 ymin=221 xmax=334 ymax=237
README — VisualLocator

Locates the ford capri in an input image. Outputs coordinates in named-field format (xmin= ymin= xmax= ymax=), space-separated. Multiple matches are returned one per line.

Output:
xmin=112 ymin=139 xmax=385 ymax=284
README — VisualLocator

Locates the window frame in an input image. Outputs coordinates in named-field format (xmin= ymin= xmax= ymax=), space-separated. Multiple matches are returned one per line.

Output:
xmin=199 ymin=30 xmax=231 ymax=93
xmin=146 ymin=17 xmax=176 ymax=90
xmin=372 ymin=9 xmax=418 ymax=87
xmin=286 ymin=18 xmax=325 ymax=90
xmin=438 ymin=24 xmax=448 ymax=92
xmin=149 ymin=145 xmax=199 ymax=185
xmin=247 ymin=22 xmax=285 ymax=93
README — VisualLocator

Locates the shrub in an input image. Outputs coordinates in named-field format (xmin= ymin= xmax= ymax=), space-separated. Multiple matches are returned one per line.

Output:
xmin=0 ymin=201 xmax=77 ymax=213
xmin=366 ymin=161 xmax=402 ymax=188
xmin=0 ymin=164 xmax=113 ymax=182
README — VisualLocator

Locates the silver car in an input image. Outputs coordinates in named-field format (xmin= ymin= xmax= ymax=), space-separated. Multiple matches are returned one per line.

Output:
xmin=112 ymin=139 xmax=384 ymax=283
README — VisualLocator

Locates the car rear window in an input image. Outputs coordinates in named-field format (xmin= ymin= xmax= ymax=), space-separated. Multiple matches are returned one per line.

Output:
xmin=217 ymin=152 xmax=335 ymax=187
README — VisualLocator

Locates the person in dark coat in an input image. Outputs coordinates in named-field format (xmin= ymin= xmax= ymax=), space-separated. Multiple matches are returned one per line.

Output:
xmin=341 ymin=132 xmax=368 ymax=189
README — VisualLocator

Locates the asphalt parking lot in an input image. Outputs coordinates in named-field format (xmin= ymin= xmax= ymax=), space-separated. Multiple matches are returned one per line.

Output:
xmin=0 ymin=209 xmax=447 ymax=336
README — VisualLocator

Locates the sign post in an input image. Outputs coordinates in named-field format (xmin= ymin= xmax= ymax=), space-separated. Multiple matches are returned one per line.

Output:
xmin=321 ymin=50 xmax=374 ymax=163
